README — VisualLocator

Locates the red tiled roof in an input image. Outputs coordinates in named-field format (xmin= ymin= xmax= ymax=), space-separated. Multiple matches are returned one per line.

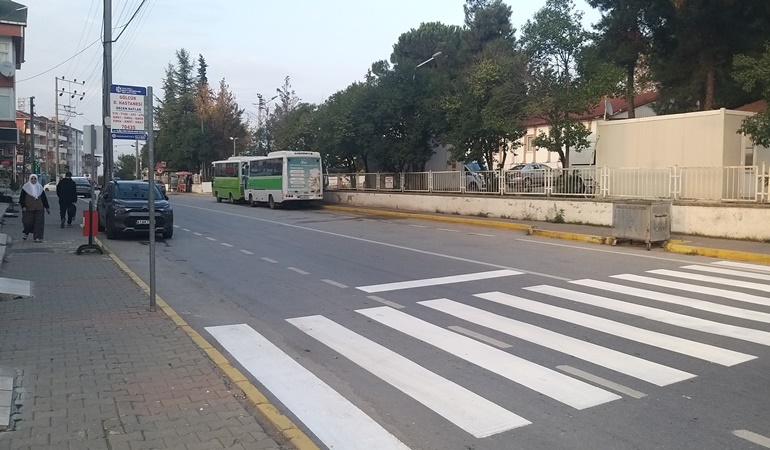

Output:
xmin=735 ymin=100 xmax=766 ymax=113
xmin=523 ymin=91 xmax=659 ymax=127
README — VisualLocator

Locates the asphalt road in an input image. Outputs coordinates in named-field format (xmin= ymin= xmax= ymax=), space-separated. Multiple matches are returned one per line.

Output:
xmin=92 ymin=194 xmax=770 ymax=450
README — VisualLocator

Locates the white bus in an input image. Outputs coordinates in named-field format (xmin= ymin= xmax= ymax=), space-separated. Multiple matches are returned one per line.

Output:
xmin=244 ymin=151 xmax=323 ymax=208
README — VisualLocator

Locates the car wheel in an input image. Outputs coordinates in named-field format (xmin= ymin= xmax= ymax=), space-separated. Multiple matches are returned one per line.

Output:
xmin=268 ymin=195 xmax=276 ymax=209
xmin=162 ymin=227 xmax=173 ymax=239
xmin=105 ymin=217 xmax=118 ymax=240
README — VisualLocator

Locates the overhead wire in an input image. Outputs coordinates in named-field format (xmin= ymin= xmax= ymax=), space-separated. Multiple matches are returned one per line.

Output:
xmin=64 ymin=0 xmax=98 ymax=77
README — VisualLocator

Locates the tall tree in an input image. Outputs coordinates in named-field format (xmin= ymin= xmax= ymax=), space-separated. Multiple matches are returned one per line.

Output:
xmin=734 ymin=43 xmax=770 ymax=147
xmin=521 ymin=0 xmax=601 ymax=168
xmin=115 ymin=153 xmax=138 ymax=180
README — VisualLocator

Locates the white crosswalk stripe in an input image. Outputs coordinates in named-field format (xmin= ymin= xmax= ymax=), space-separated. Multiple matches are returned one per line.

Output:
xmin=288 ymin=315 xmax=531 ymax=437
xmin=683 ymin=264 xmax=770 ymax=281
xmin=356 ymin=269 xmax=522 ymax=293
xmin=611 ymin=273 xmax=770 ymax=306
xmin=356 ymin=306 xmax=622 ymax=409
xmin=648 ymin=268 xmax=770 ymax=293
xmin=713 ymin=261 xmax=770 ymax=273
xmin=419 ymin=298 xmax=695 ymax=386
xmin=205 ymin=324 xmax=411 ymax=450
xmin=526 ymin=285 xmax=770 ymax=346
xmin=572 ymin=279 xmax=770 ymax=324
xmin=473 ymin=291 xmax=756 ymax=366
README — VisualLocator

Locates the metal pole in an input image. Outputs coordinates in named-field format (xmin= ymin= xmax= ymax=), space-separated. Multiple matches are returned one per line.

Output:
xmin=102 ymin=0 xmax=113 ymax=186
xmin=28 ymin=96 xmax=34 ymax=178
xmin=55 ymin=77 xmax=60 ymax=181
xmin=146 ymin=86 xmax=156 ymax=311
xmin=135 ymin=138 xmax=139 ymax=179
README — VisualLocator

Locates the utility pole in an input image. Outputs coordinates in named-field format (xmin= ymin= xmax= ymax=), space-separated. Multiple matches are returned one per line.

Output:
xmin=102 ymin=0 xmax=113 ymax=185
xmin=135 ymin=138 xmax=139 ymax=179
xmin=55 ymin=76 xmax=85 ymax=181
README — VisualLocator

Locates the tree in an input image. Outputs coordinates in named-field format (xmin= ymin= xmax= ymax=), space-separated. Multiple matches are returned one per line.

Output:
xmin=734 ymin=43 xmax=770 ymax=147
xmin=521 ymin=0 xmax=601 ymax=168
xmin=115 ymin=153 xmax=138 ymax=180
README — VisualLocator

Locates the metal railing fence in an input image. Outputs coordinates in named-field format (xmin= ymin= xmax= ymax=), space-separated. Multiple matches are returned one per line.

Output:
xmin=325 ymin=164 xmax=769 ymax=203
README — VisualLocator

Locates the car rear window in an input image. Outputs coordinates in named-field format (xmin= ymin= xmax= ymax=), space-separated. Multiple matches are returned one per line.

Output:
xmin=114 ymin=183 xmax=163 ymax=200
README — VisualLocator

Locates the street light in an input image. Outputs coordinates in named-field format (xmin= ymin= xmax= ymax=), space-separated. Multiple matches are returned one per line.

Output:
xmin=230 ymin=136 xmax=239 ymax=157
xmin=416 ymin=51 xmax=442 ymax=69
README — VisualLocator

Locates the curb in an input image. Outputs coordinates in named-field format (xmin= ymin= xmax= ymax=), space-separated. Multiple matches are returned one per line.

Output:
xmin=663 ymin=240 xmax=770 ymax=265
xmin=322 ymin=204 xmax=770 ymax=265
xmin=97 ymin=237 xmax=320 ymax=450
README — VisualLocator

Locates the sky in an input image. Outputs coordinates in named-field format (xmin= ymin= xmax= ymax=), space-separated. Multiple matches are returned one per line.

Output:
xmin=15 ymin=0 xmax=600 ymax=156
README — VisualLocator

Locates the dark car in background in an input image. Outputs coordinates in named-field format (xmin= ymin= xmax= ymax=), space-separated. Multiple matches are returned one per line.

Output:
xmin=72 ymin=176 xmax=94 ymax=197
xmin=97 ymin=180 xmax=174 ymax=239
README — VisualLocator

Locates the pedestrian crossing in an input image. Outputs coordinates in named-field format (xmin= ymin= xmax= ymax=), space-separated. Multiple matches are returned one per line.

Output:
xmin=207 ymin=260 xmax=770 ymax=449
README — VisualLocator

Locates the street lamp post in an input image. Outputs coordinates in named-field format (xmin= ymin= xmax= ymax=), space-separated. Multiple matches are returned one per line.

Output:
xmin=414 ymin=51 xmax=443 ymax=80
xmin=230 ymin=136 xmax=239 ymax=157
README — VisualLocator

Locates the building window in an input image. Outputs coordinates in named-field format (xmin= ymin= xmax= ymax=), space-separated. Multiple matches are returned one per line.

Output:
xmin=0 ymin=88 xmax=13 ymax=120
xmin=0 ymin=42 xmax=10 ymax=62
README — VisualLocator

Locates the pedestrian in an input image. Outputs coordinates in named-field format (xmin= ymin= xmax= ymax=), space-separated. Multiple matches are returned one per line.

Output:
xmin=19 ymin=174 xmax=50 ymax=243
xmin=185 ymin=175 xmax=192 ymax=193
xmin=56 ymin=171 xmax=78 ymax=228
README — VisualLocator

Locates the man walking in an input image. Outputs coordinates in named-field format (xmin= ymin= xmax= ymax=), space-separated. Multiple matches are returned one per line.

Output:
xmin=56 ymin=172 xmax=78 ymax=228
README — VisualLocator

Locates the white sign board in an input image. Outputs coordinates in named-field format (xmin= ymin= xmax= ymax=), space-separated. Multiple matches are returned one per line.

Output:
xmin=109 ymin=84 xmax=147 ymax=140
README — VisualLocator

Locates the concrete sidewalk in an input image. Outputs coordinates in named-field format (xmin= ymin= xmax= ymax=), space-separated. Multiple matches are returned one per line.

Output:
xmin=0 ymin=208 xmax=293 ymax=449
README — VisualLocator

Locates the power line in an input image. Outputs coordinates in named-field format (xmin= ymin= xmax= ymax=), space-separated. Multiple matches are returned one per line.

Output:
xmin=17 ymin=38 xmax=101 ymax=83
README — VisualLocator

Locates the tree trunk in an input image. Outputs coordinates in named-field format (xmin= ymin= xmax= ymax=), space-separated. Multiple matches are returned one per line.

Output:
xmin=704 ymin=67 xmax=715 ymax=110
xmin=626 ymin=65 xmax=636 ymax=119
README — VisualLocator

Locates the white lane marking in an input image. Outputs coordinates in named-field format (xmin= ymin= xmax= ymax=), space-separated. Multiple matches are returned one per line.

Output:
xmin=421 ymin=299 xmax=694 ymax=386
xmin=526 ymin=285 xmax=770 ymax=346
xmin=288 ymin=267 xmax=309 ymax=275
xmin=557 ymin=366 xmax=647 ymax=399
xmin=173 ymin=225 xmax=180 ymax=228
xmin=574 ymin=279 xmax=770 ymax=324
xmin=356 ymin=306 xmax=620 ymax=410
xmin=367 ymin=296 xmax=405 ymax=309
xmin=193 ymin=232 xmax=203 ymax=236
xmin=448 ymin=326 xmax=512 ymax=349
xmin=182 ymin=228 xmax=190 ymax=232
xmin=322 ymin=279 xmax=348 ymax=288
xmin=684 ymin=264 xmax=770 ymax=281
xmin=733 ymin=429 xmax=770 ymax=448
xmin=648 ymin=268 xmax=770 ymax=293
xmin=206 ymin=237 xmax=217 ymax=241
xmin=221 ymin=243 xmax=234 ymax=248
xmin=206 ymin=324 xmax=411 ymax=450
xmin=409 ymin=224 xmax=427 ymax=228
xmin=262 ymin=257 xmax=278 ymax=263
xmin=475 ymin=291 xmax=755 ymax=367
xmin=714 ymin=261 xmax=770 ymax=273
xmin=288 ymin=315 xmax=530 ymax=437
xmin=174 ymin=203 xmax=570 ymax=281
xmin=357 ymin=269 xmax=522 ymax=293
xmin=469 ymin=233 xmax=495 ymax=237
xmin=613 ymin=274 xmax=770 ymax=306
xmin=240 ymin=249 xmax=254 ymax=255
xmin=436 ymin=228 xmax=460 ymax=233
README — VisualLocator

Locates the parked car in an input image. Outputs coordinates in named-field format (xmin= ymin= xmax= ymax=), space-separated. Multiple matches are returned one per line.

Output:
xmin=464 ymin=162 xmax=487 ymax=191
xmin=44 ymin=181 xmax=57 ymax=192
xmin=506 ymin=163 xmax=554 ymax=191
xmin=72 ymin=176 xmax=94 ymax=197
xmin=153 ymin=179 xmax=167 ymax=195
xmin=97 ymin=180 xmax=174 ymax=239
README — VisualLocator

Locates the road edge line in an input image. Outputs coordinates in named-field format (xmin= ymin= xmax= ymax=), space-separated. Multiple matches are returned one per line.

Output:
xmin=99 ymin=237 xmax=320 ymax=450
xmin=664 ymin=240 xmax=770 ymax=265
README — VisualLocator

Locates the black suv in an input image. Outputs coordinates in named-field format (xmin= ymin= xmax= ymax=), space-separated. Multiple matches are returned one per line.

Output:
xmin=97 ymin=180 xmax=174 ymax=239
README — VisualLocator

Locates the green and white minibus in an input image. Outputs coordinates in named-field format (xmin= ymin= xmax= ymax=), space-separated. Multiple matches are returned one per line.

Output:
xmin=212 ymin=157 xmax=253 ymax=203
xmin=244 ymin=151 xmax=323 ymax=208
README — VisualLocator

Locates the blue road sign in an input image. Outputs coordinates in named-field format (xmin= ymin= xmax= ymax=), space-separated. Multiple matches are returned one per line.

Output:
xmin=110 ymin=84 xmax=147 ymax=140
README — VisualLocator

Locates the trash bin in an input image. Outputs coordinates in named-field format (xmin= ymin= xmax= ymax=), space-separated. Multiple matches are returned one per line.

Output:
xmin=611 ymin=200 xmax=671 ymax=250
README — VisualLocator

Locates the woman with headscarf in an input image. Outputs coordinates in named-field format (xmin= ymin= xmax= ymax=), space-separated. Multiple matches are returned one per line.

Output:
xmin=19 ymin=174 xmax=50 ymax=243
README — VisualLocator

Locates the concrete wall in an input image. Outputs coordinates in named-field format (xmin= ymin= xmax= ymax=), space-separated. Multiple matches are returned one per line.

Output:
xmin=324 ymin=191 xmax=770 ymax=241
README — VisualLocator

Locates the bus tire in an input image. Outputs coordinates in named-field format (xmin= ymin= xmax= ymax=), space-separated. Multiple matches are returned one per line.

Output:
xmin=216 ymin=193 xmax=222 ymax=203
xmin=249 ymin=194 xmax=256 ymax=207
xmin=268 ymin=195 xmax=276 ymax=209
xmin=229 ymin=193 xmax=234 ymax=203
